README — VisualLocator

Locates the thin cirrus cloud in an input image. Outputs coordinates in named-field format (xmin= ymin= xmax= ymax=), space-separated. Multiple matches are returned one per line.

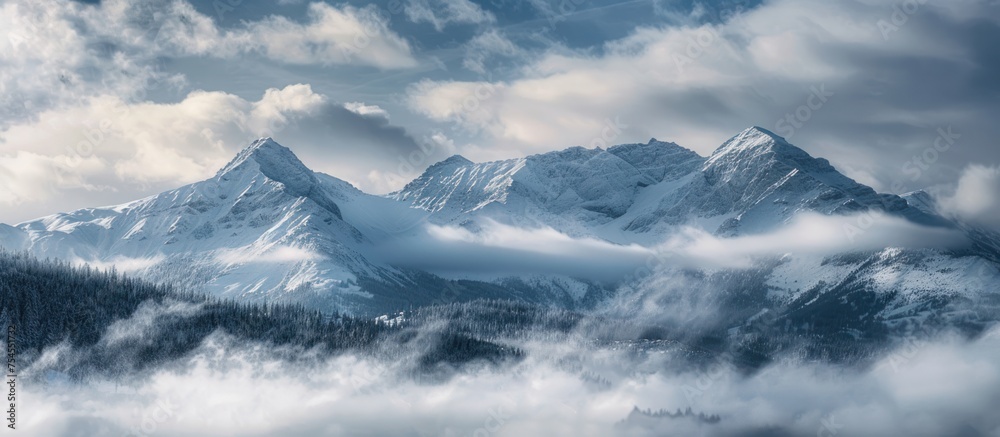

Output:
xmin=404 ymin=0 xmax=495 ymax=31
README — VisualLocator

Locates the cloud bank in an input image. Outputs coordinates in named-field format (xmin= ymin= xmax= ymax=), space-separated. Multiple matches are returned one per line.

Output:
xmin=20 ymin=324 xmax=1000 ymax=436
xmin=375 ymin=212 xmax=968 ymax=281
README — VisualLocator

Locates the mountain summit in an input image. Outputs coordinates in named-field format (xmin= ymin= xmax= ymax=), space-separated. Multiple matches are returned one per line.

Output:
xmin=216 ymin=137 xmax=341 ymax=217
xmin=220 ymin=137 xmax=311 ymax=177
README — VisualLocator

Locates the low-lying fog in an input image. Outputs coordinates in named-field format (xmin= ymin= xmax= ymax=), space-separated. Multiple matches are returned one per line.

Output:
xmin=21 ymin=324 xmax=1000 ymax=437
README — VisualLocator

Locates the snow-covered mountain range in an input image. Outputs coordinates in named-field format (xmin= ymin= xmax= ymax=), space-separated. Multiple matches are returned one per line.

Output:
xmin=2 ymin=128 xmax=998 ymax=323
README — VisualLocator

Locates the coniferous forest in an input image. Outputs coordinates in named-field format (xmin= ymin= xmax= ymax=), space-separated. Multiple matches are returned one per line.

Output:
xmin=0 ymin=251 xmax=531 ymax=381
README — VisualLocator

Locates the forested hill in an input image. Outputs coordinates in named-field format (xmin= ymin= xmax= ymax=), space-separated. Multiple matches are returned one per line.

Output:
xmin=0 ymin=251 xmax=400 ymax=379
xmin=0 ymin=251 xmax=521 ymax=380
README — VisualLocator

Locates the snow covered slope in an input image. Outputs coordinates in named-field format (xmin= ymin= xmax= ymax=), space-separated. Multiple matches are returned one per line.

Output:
xmin=390 ymin=127 xmax=999 ymax=326
xmin=395 ymin=127 xmax=947 ymax=240
xmin=10 ymin=139 xmax=386 ymax=313
xmin=0 ymin=138 xmax=619 ymax=314
xmin=1 ymin=129 xmax=997 ymax=321
xmin=391 ymin=139 xmax=704 ymax=237
xmin=0 ymin=224 xmax=26 ymax=251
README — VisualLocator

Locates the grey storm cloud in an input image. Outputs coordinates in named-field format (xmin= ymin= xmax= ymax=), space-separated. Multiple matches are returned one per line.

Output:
xmin=291 ymin=103 xmax=426 ymax=156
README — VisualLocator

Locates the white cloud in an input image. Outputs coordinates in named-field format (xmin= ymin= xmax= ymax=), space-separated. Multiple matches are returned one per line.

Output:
xmin=0 ymin=84 xmax=327 ymax=218
xmin=376 ymin=212 xmax=966 ymax=281
xmin=0 ymin=0 xmax=415 ymax=128
xmin=406 ymin=79 xmax=507 ymax=137
xmin=377 ymin=219 xmax=653 ymax=281
xmin=0 ymin=0 xmax=187 ymax=126
xmin=245 ymin=2 xmax=417 ymax=69
xmin=0 ymin=151 xmax=108 ymax=207
xmin=463 ymin=29 xmax=521 ymax=74
xmin=73 ymin=255 xmax=168 ymax=274
xmin=217 ymin=245 xmax=322 ymax=265
xmin=142 ymin=0 xmax=418 ymax=69
xmin=424 ymin=220 xmax=641 ymax=257
xmin=405 ymin=0 xmax=495 ymax=31
xmin=657 ymin=212 xmax=967 ymax=269
xmin=248 ymin=84 xmax=329 ymax=131
xmin=102 ymin=300 xmax=202 ymax=346
xmin=343 ymin=102 xmax=390 ymax=119
xmin=0 ymin=0 xmax=421 ymax=222
xmin=937 ymin=165 xmax=1000 ymax=230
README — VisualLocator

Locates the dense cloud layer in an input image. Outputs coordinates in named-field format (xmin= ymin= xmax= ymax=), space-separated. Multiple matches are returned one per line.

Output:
xmin=20 ymin=322 xmax=1000 ymax=436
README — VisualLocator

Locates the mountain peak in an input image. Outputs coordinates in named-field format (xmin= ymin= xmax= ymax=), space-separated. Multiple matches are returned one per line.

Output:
xmin=721 ymin=126 xmax=786 ymax=149
xmin=744 ymin=125 xmax=785 ymax=140
xmin=220 ymin=137 xmax=289 ymax=170
xmin=705 ymin=126 xmax=805 ymax=167
xmin=437 ymin=154 xmax=474 ymax=167
xmin=701 ymin=126 xmax=879 ymax=204
xmin=217 ymin=137 xmax=319 ymax=195
xmin=216 ymin=138 xmax=343 ymax=219
xmin=901 ymin=190 xmax=938 ymax=215
xmin=250 ymin=136 xmax=277 ymax=148
xmin=417 ymin=155 xmax=475 ymax=178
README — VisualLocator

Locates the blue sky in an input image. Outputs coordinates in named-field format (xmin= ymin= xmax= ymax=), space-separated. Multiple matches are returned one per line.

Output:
xmin=1 ymin=0 xmax=999 ymax=224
